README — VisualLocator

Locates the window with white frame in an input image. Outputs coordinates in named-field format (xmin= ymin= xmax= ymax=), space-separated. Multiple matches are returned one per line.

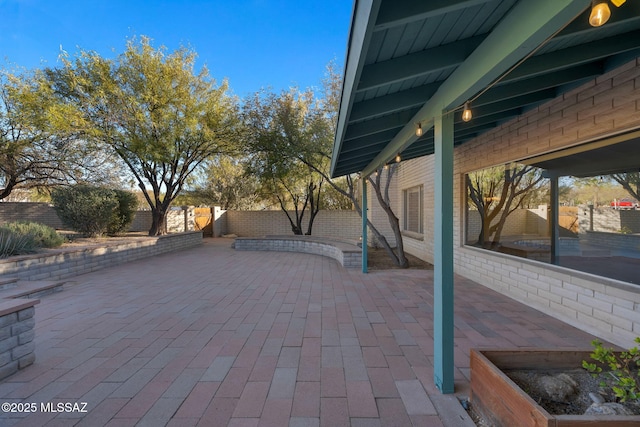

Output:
xmin=403 ymin=185 xmax=423 ymax=234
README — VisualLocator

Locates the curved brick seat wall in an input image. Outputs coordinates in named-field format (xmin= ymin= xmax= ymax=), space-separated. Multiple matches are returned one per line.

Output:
xmin=234 ymin=236 xmax=362 ymax=268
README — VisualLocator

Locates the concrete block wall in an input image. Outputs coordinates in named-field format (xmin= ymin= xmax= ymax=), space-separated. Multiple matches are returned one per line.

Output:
xmin=582 ymin=231 xmax=640 ymax=253
xmin=465 ymin=209 xmax=546 ymax=243
xmin=388 ymin=57 xmax=640 ymax=348
xmin=224 ymin=210 xmax=361 ymax=240
xmin=130 ymin=211 xmax=152 ymax=232
xmin=578 ymin=206 xmax=640 ymax=234
xmin=234 ymin=236 xmax=362 ymax=268
xmin=0 ymin=203 xmax=195 ymax=234
xmin=0 ymin=300 xmax=38 ymax=380
xmin=0 ymin=203 xmax=64 ymax=229
xmin=0 ymin=232 xmax=203 ymax=281
xmin=0 ymin=203 xmax=364 ymax=241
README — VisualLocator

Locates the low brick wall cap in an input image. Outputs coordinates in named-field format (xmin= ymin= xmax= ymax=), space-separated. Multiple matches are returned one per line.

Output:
xmin=0 ymin=298 xmax=40 ymax=317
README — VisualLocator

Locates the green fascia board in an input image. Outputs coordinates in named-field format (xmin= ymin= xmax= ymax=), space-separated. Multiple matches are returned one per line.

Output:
xmin=331 ymin=0 xmax=382 ymax=178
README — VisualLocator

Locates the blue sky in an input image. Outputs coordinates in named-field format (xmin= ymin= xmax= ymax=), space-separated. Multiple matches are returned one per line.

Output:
xmin=1 ymin=0 xmax=353 ymax=97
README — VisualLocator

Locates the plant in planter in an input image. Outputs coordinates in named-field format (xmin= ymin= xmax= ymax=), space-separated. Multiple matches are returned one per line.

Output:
xmin=469 ymin=348 xmax=640 ymax=427
xmin=582 ymin=337 xmax=640 ymax=410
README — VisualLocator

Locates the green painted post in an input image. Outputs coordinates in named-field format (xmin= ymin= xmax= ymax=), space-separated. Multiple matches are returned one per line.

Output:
xmin=550 ymin=174 xmax=559 ymax=265
xmin=362 ymin=178 xmax=368 ymax=274
xmin=433 ymin=110 xmax=454 ymax=393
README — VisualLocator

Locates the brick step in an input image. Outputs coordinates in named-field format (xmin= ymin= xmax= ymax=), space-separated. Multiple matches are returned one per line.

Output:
xmin=0 ymin=277 xmax=19 ymax=290
xmin=0 ymin=280 xmax=65 ymax=299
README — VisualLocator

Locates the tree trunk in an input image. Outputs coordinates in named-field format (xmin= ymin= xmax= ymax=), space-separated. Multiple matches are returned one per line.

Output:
xmin=305 ymin=180 xmax=322 ymax=235
xmin=368 ymin=166 xmax=409 ymax=268
xmin=149 ymin=208 xmax=167 ymax=236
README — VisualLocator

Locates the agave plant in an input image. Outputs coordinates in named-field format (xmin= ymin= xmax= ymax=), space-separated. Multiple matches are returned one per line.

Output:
xmin=0 ymin=228 xmax=38 ymax=258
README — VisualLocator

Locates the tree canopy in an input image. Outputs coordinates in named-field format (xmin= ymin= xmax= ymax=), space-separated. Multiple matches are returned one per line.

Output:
xmin=45 ymin=37 xmax=239 ymax=235
xmin=1 ymin=67 xmax=117 ymax=200
xmin=242 ymin=87 xmax=332 ymax=234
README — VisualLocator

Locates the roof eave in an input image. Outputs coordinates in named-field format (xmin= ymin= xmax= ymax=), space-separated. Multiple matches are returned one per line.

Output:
xmin=330 ymin=0 xmax=382 ymax=178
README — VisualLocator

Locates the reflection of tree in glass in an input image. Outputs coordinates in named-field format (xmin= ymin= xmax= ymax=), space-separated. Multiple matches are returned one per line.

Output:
xmin=467 ymin=164 xmax=545 ymax=247
xmin=612 ymin=172 xmax=640 ymax=204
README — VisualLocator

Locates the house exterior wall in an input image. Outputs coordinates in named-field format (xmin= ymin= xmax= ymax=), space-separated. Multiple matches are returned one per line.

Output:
xmin=380 ymin=57 xmax=640 ymax=348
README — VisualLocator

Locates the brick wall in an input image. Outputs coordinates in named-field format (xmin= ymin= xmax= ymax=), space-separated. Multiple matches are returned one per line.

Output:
xmin=0 ymin=203 xmax=64 ymax=229
xmin=234 ymin=236 xmax=362 ymax=268
xmin=388 ymin=57 xmax=640 ymax=348
xmin=223 ymin=210 xmax=361 ymax=240
xmin=0 ymin=232 xmax=203 ymax=281
xmin=0 ymin=203 xmax=194 ymax=234
xmin=0 ymin=300 xmax=38 ymax=380
xmin=0 ymin=203 xmax=362 ymax=240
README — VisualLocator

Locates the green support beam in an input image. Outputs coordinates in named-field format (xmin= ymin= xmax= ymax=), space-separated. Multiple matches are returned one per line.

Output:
xmin=362 ymin=180 xmax=368 ymax=273
xmin=433 ymin=111 xmax=455 ymax=394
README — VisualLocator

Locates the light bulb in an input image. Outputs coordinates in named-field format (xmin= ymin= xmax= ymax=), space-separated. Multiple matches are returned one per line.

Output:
xmin=415 ymin=123 xmax=423 ymax=137
xmin=589 ymin=0 xmax=611 ymax=27
xmin=395 ymin=154 xmax=401 ymax=163
xmin=462 ymin=102 xmax=472 ymax=122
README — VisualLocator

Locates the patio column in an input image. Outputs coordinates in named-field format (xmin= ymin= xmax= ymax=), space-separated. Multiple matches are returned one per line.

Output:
xmin=362 ymin=178 xmax=368 ymax=273
xmin=433 ymin=110 xmax=454 ymax=393
xmin=550 ymin=174 xmax=560 ymax=265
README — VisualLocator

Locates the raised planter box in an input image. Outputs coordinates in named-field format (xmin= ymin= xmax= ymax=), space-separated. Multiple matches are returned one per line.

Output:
xmin=0 ymin=231 xmax=203 ymax=281
xmin=470 ymin=348 xmax=640 ymax=427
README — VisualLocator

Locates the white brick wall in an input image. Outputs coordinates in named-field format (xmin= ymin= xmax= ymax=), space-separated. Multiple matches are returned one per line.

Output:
xmin=385 ymin=57 xmax=640 ymax=348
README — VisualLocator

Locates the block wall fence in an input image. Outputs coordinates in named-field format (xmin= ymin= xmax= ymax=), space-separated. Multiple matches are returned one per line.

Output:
xmin=386 ymin=57 xmax=640 ymax=348
xmin=220 ymin=210 xmax=361 ymax=240
xmin=0 ymin=204 xmax=362 ymax=240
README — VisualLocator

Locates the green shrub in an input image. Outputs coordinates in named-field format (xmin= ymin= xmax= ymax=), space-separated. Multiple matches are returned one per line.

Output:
xmin=51 ymin=185 xmax=138 ymax=237
xmin=107 ymin=189 xmax=138 ymax=236
xmin=583 ymin=338 xmax=640 ymax=402
xmin=0 ymin=227 xmax=38 ymax=258
xmin=51 ymin=185 xmax=119 ymax=237
xmin=3 ymin=221 xmax=64 ymax=248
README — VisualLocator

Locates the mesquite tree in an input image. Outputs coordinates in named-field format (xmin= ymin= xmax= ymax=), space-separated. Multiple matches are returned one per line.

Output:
xmin=467 ymin=163 xmax=545 ymax=247
xmin=45 ymin=37 xmax=238 ymax=235
xmin=1 ymin=67 xmax=116 ymax=200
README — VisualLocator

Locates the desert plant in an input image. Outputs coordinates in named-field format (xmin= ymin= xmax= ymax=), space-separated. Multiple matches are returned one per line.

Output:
xmin=107 ymin=189 xmax=138 ymax=236
xmin=3 ymin=220 xmax=64 ymax=248
xmin=620 ymin=226 xmax=633 ymax=234
xmin=0 ymin=227 xmax=38 ymax=258
xmin=51 ymin=185 xmax=119 ymax=237
xmin=583 ymin=338 xmax=640 ymax=402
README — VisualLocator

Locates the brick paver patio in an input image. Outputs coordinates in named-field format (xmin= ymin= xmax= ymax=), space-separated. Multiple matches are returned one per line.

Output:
xmin=0 ymin=239 xmax=600 ymax=426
